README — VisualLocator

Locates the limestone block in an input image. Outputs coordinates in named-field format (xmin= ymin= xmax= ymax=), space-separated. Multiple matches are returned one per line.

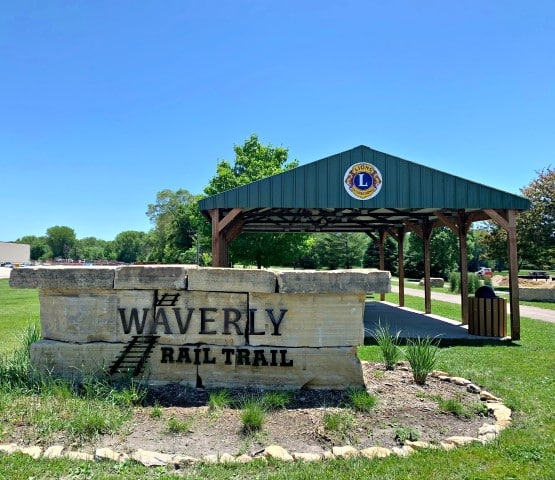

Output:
xmin=187 ymin=268 xmax=277 ymax=293
xmin=277 ymin=269 xmax=390 ymax=294
xmin=10 ymin=266 xmax=116 ymax=289
xmin=31 ymin=340 xmax=123 ymax=379
xmin=39 ymin=290 xmax=153 ymax=343
xmin=31 ymin=341 xmax=364 ymax=389
xmin=249 ymin=292 xmax=364 ymax=347
xmin=132 ymin=291 xmax=249 ymax=346
xmin=114 ymin=265 xmax=190 ymax=290
xmin=154 ymin=344 xmax=364 ymax=389
xmin=419 ymin=277 xmax=445 ymax=288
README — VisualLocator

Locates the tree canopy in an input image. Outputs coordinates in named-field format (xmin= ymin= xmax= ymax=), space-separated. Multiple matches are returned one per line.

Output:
xmin=205 ymin=134 xmax=307 ymax=268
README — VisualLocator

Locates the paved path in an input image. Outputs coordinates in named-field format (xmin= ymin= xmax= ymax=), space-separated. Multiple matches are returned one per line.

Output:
xmin=391 ymin=286 xmax=555 ymax=324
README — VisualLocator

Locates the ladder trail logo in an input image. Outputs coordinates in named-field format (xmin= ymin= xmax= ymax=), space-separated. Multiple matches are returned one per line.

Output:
xmin=343 ymin=162 xmax=383 ymax=200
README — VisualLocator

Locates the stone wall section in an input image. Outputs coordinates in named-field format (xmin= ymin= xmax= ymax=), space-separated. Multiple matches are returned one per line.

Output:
xmin=11 ymin=266 xmax=390 ymax=389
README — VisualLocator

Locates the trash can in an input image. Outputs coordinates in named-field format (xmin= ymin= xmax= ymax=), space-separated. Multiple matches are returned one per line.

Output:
xmin=468 ymin=286 xmax=507 ymax=337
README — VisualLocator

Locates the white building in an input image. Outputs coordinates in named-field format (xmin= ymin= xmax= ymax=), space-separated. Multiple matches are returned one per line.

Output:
xmin=0 ymin=242 xmax=30 ymax=264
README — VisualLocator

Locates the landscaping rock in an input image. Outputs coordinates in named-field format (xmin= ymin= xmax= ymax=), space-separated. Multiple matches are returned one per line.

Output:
xmin=20 ymin=446 xmax=42 ymax=459
xmin=95 ymin=447 xmax=128 ymax=463
xmin=480 ymin=390 xmax=501 ymax=402
xmin=292 ymin=452 xmax=323 ymax=461
xmin=360 ymin=446 xmax=392 ymax=458
xmin=0 ymin=444 xmax=19 ymax=454
xmin=66 ymin=451 xmax=94 ymax=461
xmin=132 ymin=449 xmax=174 ymax=467
xmin=466 ymin=383 xmax=481 ymax=394
xmin=44 ymin=445 xmax=64 ymax=458
xmin=263 ymin=445 xmax=293 ymax=461
xmin=450 ymin=377 xmax=472 ymax=386
xmin=332 ymin=445 xmax=359 ymax=458
xmin=443 ymin=436 xmax=481 ymax=446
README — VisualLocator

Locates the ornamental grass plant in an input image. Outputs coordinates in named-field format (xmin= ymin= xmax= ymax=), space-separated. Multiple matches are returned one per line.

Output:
xmin=404 ymin=336 xmax=440 ymax=385
xmin=371 ymin=322 xmax=402 ymax=370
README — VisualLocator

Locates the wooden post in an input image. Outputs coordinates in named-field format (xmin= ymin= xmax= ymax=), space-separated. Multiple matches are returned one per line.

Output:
xmin=209 ymin=208 xmax=244 ymax=268
xmin=484 ymin=209 xmax=521 ymax=340
xmin=435 ymin=210 xmax=471 ymax=325
xmin=422 ymin=219 xmax=433 ymax=314
xmin=389 ymin=227 xmax=405 ymax=307
xmin=378 ymin=229 xmax=387 ymax=301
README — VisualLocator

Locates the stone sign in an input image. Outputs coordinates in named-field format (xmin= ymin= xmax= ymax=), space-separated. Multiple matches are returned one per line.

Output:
xmin=10 ymin=266 xmax=390 ymax=389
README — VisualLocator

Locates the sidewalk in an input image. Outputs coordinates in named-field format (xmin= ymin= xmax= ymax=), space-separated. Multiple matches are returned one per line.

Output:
xmin=391 ymin=286 xmax=555 ymax=324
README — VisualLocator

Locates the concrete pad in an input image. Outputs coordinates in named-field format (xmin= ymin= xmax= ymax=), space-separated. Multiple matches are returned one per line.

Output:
xmin=364 ymin=301 xmax=507 ymax=343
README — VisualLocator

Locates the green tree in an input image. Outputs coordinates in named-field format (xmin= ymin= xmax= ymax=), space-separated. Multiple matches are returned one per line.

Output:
xmin=113 ymin=231 xmax=148 ymax=263
xmin=363 ymin=235 xmax=398 ymax=273
xmin=310 ymin=233 xmax=369 ymax=269
xmin=404 ymin=228 xmax=459 ymax=279
xmin=204 ymin=134 xmax=308 ymax=268
xmin=45 ymin=226 xmax=77 ymax=259
xmin=145 ymin=189 xmax=198 ymax=263
xmin=76 ymin=237 xmax=111 ymax=261
xmin=517 ymin=166 xmax=555 ymax=267
xmin=16 ymin=235 xmax=52 ymax=261
xmin=204 ymin=134 xmax=297 ymax=196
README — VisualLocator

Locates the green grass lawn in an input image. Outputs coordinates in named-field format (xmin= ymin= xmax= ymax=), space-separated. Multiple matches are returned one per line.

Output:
xmin=1 ymin=280 xmax=554 ymax=479
xmin=0 ymin=279 xmax=39 ymax=356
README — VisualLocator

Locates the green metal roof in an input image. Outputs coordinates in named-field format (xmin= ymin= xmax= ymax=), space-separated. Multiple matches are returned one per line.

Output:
xmin=198 ymin=145 xmax=530 ymax=232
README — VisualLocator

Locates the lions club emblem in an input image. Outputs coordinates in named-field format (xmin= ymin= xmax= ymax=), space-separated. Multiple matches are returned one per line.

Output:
xmin=343 ymin=162 xmax=383 ymax=200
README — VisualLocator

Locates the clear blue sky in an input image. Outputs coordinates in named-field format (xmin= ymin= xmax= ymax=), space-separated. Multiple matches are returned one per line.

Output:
xmin=1 ymin=1 xmax=553 ymax=242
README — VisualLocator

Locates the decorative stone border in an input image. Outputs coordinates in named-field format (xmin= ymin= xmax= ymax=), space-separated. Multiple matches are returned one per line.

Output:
xmin=0 ymin=369 xmax=511 ymax=467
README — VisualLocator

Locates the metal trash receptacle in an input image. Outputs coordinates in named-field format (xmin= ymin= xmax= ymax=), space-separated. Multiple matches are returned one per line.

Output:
xmin=468 ymin=286 xmax=507 ymax=337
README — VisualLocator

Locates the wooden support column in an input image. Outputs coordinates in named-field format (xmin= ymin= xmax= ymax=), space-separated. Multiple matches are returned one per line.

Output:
xmin=404 ymin=219 xmax=433 ymax=314
xmin=378 ymin=229 xmax=387 ymax=301
xmin=422 ymin=219 xmax=433 ymax=314
xmin=209 ymin=208 xmax=244 ymax=268
xmin=485 ymin=209 xmax=521 ymax=340
xmin=389 ymin=227 xmax=405 ymax=307
xmin=436 ymin=210 xmax=471 ymax=325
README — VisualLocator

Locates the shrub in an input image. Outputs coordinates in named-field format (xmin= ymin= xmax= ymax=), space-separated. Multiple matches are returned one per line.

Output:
xmin=468 ymin=272 xmax=481 ymax=293
xmin=323 ymin=410 xmax=354 ymax=440
xmin=447 ymin=272 xmax=483 ymax=294
xmin=166 ymin=415 xmax=192 ymax=433
xmin=448 ymin=272 xmax=460 ymax=293
xmin=240 ymin=399 xmax=265 ymax=434
xmin=371 ymin=322 xmax=402 ymax=370
xmin=208 ymin=389 xmax=232 ymax=411
xmin=262 ymin=391 xmax=292 ymax=410
xmin=347 ymin=387 xmax=378 ymax=412
xmin=404 ymin=336 xmax=440 ymax=385
xmin=394 ymin=426 xmax=420 ymax=443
